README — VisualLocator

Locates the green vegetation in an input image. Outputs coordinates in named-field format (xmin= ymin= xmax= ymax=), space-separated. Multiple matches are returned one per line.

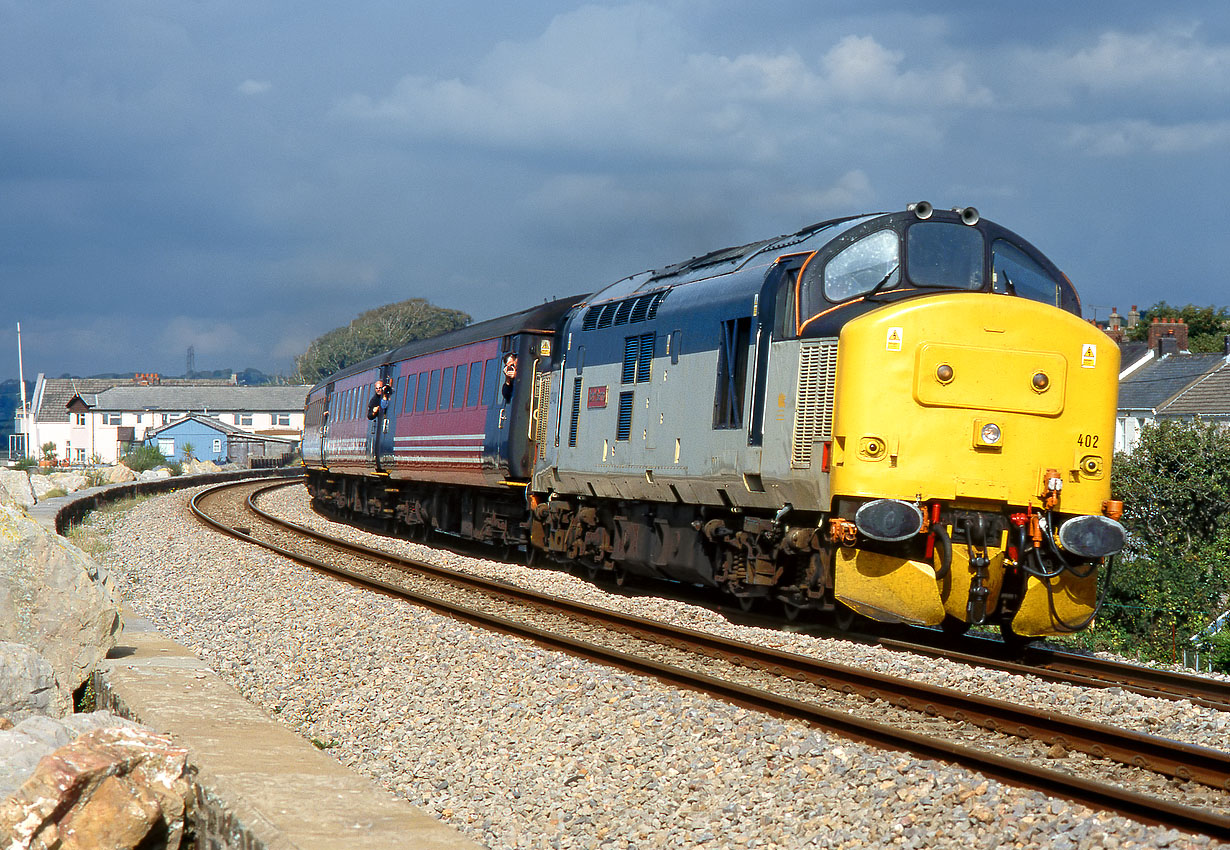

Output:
xmin=13 ymin=456 xmax=36 ymax=471
xmin=1066 ymin=419 xmax=1230 ymax=671
xmin=1127 ymin=302 xmax=1230 ymax=353
xmin=120 ymin=445 xmax=166 ymax=472
xmin=181 ymin=442 xmax=195 ymax=461
xmin=294 ymin=297 xmax=470 ymax=384
xmin=40 ymin=442 xmax=56 ymax=462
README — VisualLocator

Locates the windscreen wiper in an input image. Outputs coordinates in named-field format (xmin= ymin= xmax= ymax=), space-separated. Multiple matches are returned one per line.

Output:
xmin=863 ymin=264 xmax=901 ymax=301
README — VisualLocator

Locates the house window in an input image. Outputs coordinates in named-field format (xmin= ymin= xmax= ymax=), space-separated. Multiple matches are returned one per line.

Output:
xmin=73 ymin=413 xmax=86 ymax=426
xmin=73 ymin=448 xmax=85 ymax=463
xmin=161 ymin=414 xmax=171 ymax=426
xmin=103 ymin=413 xmax=122 ymax=425
xmin=274 ymin=414 xmax=290 ymax=427
xmin=212 ymin=439 xmax=222 ymax=454
xmin=239 ymin=414 xmax=254 ymax=427
xmin=158 ymin=438 xmax=175 ymax=458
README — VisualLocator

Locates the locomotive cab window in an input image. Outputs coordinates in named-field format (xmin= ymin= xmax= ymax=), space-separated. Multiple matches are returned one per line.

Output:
xmin=992 ymin=238 xmax=1073 ymax=311
xmin=907 ymin=222 xmax=984 ymax=290
xmin=823 ymin=229 xmax=900 ymax=302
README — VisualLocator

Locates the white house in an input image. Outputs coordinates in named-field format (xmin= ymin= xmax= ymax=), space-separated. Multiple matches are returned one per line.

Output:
xmin=22 ymin=374 xmax=309 ymax=464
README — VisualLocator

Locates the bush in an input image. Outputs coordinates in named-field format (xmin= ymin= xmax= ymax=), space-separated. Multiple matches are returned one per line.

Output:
xmin=121 ymin=445 xmax=167 ymax=473
xmin=167 ymin=461 xmax=183 ymax=476
xmin=13 ymin=456 xmax=37 ymax=471
xmin=1208 ymin=629 xmax=1230 ymax=675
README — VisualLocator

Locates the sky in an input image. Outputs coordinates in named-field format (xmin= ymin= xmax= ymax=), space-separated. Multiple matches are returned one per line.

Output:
xmin=1 ymin=1 xmax=1227 ymax=380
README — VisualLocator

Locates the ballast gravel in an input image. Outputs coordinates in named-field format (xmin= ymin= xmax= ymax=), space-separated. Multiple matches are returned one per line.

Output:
xmin=86 ymin=484 xmax=1228 ymax=850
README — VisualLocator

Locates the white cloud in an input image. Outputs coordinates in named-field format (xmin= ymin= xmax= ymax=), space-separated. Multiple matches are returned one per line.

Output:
xmin=1008 ymin=26 xmax=1230 ymax=104
xmin=1066 ymin=118 xmax=1230 ymax=156
xmin=238 ymin=79 xmax=272 ymax=96
xmin=332 ymin=5 xmax=988 ymax=165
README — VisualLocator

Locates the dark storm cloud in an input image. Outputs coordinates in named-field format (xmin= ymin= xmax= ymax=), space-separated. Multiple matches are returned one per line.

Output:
xmin=1 ymin=0 xmax=1227 ymax=377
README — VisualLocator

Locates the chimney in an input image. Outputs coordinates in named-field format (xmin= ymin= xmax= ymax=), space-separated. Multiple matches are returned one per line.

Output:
xmin=1108 ymin=306 xmax=1121 ymax=330
xmin=1147 ymin=317 xmax=1189 ymax=355
xmin=1224 ymin=335 xmax=1230 ymax=357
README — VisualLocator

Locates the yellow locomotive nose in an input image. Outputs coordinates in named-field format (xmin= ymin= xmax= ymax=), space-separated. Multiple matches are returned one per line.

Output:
xmin=827 ymin=292 xmax=1119 ymax=635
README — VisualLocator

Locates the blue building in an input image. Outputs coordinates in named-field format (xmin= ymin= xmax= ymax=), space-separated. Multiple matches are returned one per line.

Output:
xmin=144 ymin=414 xmax=296 ymax=465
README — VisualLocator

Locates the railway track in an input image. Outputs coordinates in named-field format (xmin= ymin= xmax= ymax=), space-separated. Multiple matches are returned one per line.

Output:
xmin=191 ymin=478 xmax=1230 ymax=841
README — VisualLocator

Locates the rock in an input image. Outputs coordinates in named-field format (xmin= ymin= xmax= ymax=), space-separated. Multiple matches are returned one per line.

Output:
xmin=0 ymin=712 xmax=138 ymax=801
xmin=0 ymin=642 xmax=65 ymax=722
xmin=183 ymin=459 xmax=219 ymax=475
xmin=28 ymin=472 xmax=88 ymax=501
xmin=137 ymin=468 xmax=172 ymax=481
xmin=0 ymin=503 xmax=121 ymax=705
xmin=0 ymin=468 xmax=35 ymax=509
xmin=0 ymin=724 xmax=190 ymax=850
xmin=104 ymin=464 xmax=137 ymax=484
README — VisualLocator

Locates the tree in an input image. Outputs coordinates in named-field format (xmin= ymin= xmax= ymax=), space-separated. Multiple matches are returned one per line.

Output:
xmin=294 ymin=298 xmax=471 ymax=384
xmin=1127 ymin=302 xmax=1230 ymax=352
xmin=1093 ymin=419 xmax=1230 ymax=658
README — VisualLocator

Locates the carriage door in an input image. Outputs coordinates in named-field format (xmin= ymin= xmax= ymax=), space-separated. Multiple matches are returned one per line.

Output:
xmin=378 ymin=364 xmax=398 ymax=463
xmin=322 ymin=382 xmax=335 ymax=466
xmin=527 ymin=337 xmax=553 ymax=468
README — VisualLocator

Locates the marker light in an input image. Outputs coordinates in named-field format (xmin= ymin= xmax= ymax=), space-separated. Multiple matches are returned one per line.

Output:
xmin=980 ymin=423 xmax=1002 ymax=445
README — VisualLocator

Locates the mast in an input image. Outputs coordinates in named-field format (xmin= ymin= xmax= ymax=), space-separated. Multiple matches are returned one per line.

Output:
xmin=17 ymin=322 xmax=28 ymax=458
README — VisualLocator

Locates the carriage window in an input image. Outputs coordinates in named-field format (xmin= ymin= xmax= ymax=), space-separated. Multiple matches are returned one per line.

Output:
xmin=453 ymin=365 xmax=468 ymax=408
xmin=403 ymin=374 xmax=417 ymax=414
xmin=428 ymin=370 xmax=441 ymax=410
xmin=416 ymin=372 xmax=429 ymax=412
xmin=482 ymin=358 xmax=499 ymax=406
xmin=466 ymin=361 xmax=482 ymax=407
xmin=824 ymin=229 xmax=900 ymax=302
xmin=439 ymin=367 xmax=453 ymax=411
xmin=992 ymin=239 xmax=1063 ymax=308
xmin=907 ymin=222 xmax=983 ymax=289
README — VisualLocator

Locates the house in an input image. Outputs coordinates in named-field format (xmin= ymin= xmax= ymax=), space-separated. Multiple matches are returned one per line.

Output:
xmin=144 ymin=414 xmax=298 ymax=467
xmin=1114 ymin=318 xmax=1230 ymax=452
xmin=20 ymin=373 xmax=309 ymax=464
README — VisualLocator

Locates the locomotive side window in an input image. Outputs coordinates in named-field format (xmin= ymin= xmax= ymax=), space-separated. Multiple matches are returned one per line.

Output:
xmin=907 ymin=222 xmax=983 ymax=289
xmin=823 ymin=229 xmax=900 ymax=302
xmin=992 ymin=239 xmax=1063 ymax=308
xmin=713 ymin=317 xmax=751 ymax=429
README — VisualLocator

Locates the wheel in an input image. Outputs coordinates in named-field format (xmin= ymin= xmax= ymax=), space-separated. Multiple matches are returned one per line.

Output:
xmin=940 ymin=615 xmax=970 ymax=638
xmin=999 ymin=622 xmax=1032 ymax=654
xmin=614 ymin=565 xmax=630 ymax=587
xmin=834 ymin=603 xmax=856 ymax=632
xmin=734 ymin=595 xmax=756 ymax=613
xmin=524 ymin=545 xmax=538 ymax=567
xmin=782 ymin=600 xmax=806 ymax=622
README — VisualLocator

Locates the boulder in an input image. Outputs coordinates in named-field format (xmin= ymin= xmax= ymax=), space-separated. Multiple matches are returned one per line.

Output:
xmin=0 ymin=503 xmax=121 ymax=706
xmin=0 ymin=469 xmax=35 ymax=509
xmin=103 ymin=464 xmax=137 ymax=484
xmin=0 ymin=722 xmax=190 ymax=850
xmin=137 ymin=468 xmax=172 ymax=481
xmin=0 ymin=642 xmax=65 ymax=723
xmin=183 ymin=459 xmax=220 ymax=475
xmin=0 ymin=712 xmax=137 ymax=800
xmin=50 ymin=472 xmax=89 ymax=494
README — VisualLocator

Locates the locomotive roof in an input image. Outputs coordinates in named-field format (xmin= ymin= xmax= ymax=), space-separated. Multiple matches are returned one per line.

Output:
xmin=312 ymin=294 xmax=586 ymax=392
xmin=583 ymin=213 xmax=877 ymax=304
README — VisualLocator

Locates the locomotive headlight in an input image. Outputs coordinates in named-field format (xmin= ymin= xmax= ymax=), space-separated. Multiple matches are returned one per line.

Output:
xmin=974 ymin=420 xmax=1003 ymax=449
xmin=1032 ymin=372 xmax=1050 ymax=391
xmin=936 ymin=364 xmax=954 ymax=383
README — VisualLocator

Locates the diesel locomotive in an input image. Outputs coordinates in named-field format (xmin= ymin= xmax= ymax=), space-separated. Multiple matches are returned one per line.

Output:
xmin=302 ymin=203 xmax=1126 ymax=639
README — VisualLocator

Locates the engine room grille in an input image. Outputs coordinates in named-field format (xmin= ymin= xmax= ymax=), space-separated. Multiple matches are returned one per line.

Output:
xmin=532 ymin=370 xmax=552 ymax=461
xmin=792 ymin=340 xmax=838 ymax=468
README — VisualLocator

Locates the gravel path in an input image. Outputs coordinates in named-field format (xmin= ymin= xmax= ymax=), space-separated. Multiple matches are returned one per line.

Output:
xmin=86 ymin=484 xmax=1227 ymax=849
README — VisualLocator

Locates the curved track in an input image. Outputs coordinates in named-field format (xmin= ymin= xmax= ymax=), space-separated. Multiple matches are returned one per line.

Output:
xmin=190 ymin=478 xmax=1230 ymax=841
